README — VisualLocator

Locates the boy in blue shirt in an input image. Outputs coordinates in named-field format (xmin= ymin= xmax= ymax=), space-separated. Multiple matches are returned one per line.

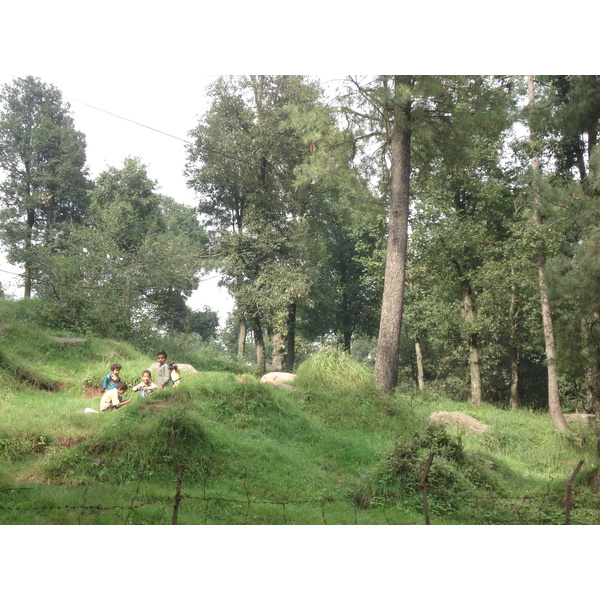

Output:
xmin=102 ymin=363 xmax=122 ymax=393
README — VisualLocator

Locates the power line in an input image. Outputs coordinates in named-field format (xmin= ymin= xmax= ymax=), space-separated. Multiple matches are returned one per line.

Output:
xmin=3 ymin=74 xmax=259 ymax=169
xmin=62 ymin=93 xmax=260 ymax=168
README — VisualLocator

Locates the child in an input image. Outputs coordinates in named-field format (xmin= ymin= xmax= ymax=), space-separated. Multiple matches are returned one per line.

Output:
xmin=100 ymin=381 xmax=130 ymax=412
xmin=102 ymin=363 xmax=122 ymax=394
xmin=168 ymin=362 xmax=182 ymax=387
xmin=157 ymin=351 xmax=170 ymax=389
xmin=131 ymin=370 xmax=158 ymax=398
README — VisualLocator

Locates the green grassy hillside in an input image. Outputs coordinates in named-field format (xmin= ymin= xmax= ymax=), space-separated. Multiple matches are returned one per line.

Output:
xmin=1 ymin=298 xmax=599 ymax=525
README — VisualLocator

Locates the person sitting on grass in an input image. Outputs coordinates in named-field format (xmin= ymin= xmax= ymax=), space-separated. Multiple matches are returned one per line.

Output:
xmin=100 ymin=381 xmax=130 ymax=412
xmin=168 ymin=362 xmax=182 ymax=387
xmin=102 ymin=363 xmax=122 ymax=394
xmin=131 ymin=370 xmax=158 ymax=398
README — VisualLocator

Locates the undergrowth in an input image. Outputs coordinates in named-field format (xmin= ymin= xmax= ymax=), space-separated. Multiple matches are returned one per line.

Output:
xmin=0 ymin=302 xmax=599 ymax=524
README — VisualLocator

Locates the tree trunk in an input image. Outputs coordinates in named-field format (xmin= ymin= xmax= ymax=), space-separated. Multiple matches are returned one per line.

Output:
xmin=285 ymin=302 xmax=296 ymax=372
xmin=509 ymin=275 xmax=520 ymax=410
xmin=527 ymin=75 xmax=569 ymax=432
xmin=237 ymin=314 xmax=246 ymax=361
xmin=252 ymin=315 xmax=266 ymax=376
xmin=269 ymin=329 xmax=286 ymax=372
xmin=23 ymin=207 xmax=35 ymax=299
xmin=462 ymin=281 xmax=482 ymax=405
xmin=374 ymin=76 xmax=412 ymax=392
xmin=414 ymin=335 xmax=425 ymax=391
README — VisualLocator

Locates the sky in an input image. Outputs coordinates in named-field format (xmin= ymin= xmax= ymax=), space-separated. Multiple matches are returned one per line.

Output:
xmin=0 ymin=1 xmax=594 ymax=592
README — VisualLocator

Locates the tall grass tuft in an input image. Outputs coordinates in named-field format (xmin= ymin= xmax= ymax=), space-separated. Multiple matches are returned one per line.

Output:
xmin=295 ymin=348 xmax=375 ymax=395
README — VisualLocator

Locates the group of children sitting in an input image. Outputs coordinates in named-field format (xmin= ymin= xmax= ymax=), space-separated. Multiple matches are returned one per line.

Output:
xmin=99 ymin=350 xmax=182 ymax=413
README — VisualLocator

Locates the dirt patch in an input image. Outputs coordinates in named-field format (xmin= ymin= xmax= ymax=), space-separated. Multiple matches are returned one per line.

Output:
xmin=49 ymin=336 xmax=85 ymax=343
xmin=57 ymin=434 xmax=94 ymax=448
xmin=85 ymin=386 xmax=103 ymax=398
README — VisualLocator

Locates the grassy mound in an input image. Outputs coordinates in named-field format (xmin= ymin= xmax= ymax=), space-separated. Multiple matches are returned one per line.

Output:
xmin=1 ymin=298 xmax=599 ymax=524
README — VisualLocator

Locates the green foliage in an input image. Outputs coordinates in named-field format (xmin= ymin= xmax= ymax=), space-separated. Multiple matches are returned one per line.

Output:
xmin=371 ymin=424 xmax=481 ymax=515
xmin=0 ymin=76 xmax=90 ymax=293
xmin=29 ymin=158 xmax=209 ymax=338
xmin=295 ymin=348 xmax=374 ymax=395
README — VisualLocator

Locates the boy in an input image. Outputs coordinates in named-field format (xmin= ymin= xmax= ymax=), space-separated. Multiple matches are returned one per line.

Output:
xmin=100 ymin=381 xmax=130 ymax=412
xmin=168 ymin=362 xmax=182 ymax=387
xmin=102 ymin=363 xmax=122 ymax=394
xmin=132 ymin=370 xmax=158 ymax=398
xmin=157 ymin=351 xmax=170 ymax=389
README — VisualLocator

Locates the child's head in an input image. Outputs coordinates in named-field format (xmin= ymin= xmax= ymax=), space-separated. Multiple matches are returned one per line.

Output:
xmin=157 ymin=351 xmax=167 ymax=365
xmin=168 ymin=362 xmax=178 ymax=371
xmin=141 ymin=370 xmax=152 ymax=384
xmin=111 ymin=363 xmax=122 ymax=376
xmin=115 ymin=381 xmax=128 ymax=392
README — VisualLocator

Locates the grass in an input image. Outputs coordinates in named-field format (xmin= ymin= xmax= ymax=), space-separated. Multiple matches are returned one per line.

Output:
xmin=0 ymin=298 xmax=599 ymax=525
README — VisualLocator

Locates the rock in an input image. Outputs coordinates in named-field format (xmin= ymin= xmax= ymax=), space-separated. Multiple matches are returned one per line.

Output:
xmin=50 ymin=336 xmax=85 ymax=343
xmin=273 ymin=383 xmax=296 ymax=391
xmin=148 ymin=362 xmax=197 ymax=373
xmin=429 ymin=411 xmax=490 ymax=434
xmin=260 ymin=372 xmax=296 ymax=385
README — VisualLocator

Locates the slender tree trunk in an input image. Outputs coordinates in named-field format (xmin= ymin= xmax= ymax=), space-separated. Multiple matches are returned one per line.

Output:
xmin=414 ymin=335 xmax=425 ymax=391
xmin=462 ymin=280 xmax=482 ymax=405
xmin=23 ymin=207 xmax=35 ymax=298
xmin=527 ymin=75 xmax=569 ymax=432
xmin=237 ymin=314 xmax=246 ymax=361
xmin=285 ymin=302 xmax=296 ymax=372
xmin=252 ymin=315 xmax=266 ymax=376
xmin=509 ymin=273 xmax=520 ymax=410
xmin=374 ymin=76 xmax=412 ymax=392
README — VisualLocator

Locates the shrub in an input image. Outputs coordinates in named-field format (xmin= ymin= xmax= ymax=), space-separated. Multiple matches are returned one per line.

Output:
xmin=372 ymin=424 xmax=490 ymax=516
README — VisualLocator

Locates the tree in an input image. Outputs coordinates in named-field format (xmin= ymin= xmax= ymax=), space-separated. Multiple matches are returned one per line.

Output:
xmin=343 ymin=76 xmax=514 ymax=394
xmin=186 ymin=76 xmax=323 ymax=374
xmin=0 ymin=76 xmax=89 ymax=297
xmin=34 ymin=158 xmax=208 ymax=337
xmin=526 ymin=75 xmax=569 ymax=432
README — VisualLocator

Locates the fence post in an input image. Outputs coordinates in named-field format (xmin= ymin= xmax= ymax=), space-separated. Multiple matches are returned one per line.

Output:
xmin=172 ymin=464 xmax=186 ymax=525
xmin=420 ymin=452 xmax=435 ymax=525
xmin=565 ymin=459 xmax=584 ymax=525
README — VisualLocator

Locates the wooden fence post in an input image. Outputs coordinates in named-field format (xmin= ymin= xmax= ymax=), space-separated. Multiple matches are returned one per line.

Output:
xmin=172 ymin=464 xmax=186 ymax=525
xmin=565 ymin=459 xmax=584 ymax=525
xmin=420 ymin=453 xmax=435 ymax=525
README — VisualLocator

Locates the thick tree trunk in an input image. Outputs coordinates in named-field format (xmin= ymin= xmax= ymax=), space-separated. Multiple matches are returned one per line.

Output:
xmin=252 ymin=316 xmax=266 ymax=376
xmin=528 ymin=75 xmax=569 ymax=432
xmin=374 ymin=76 xmax=412 ymax=392
xmin=462 ymin=281 xmax=482 ymax=405
xmin=285 ymin=302 xmax=296 ymax=372
xmin=414 ymin=335 xmax=425 ymax=391
xmin=269 ymin=329 xmax=286 ymax=372
xmin=237 ymin=314 xmax=246 ymax=361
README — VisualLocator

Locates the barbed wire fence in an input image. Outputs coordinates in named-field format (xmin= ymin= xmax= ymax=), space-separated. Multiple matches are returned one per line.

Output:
xmin=0 ymin=458 xmax=589 ymax=525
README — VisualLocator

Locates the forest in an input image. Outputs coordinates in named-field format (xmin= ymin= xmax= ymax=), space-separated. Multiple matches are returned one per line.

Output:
xmin=1 ymin=74 xmax=600 ymax=434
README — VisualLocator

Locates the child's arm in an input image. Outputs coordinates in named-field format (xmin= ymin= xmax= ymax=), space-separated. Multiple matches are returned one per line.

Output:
xmin=115 ymin=398 xmax=131 ymax=408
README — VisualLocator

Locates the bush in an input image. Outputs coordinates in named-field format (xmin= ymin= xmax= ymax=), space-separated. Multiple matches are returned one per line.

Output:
xmin=372 ymin=424 xmax=490 ymax=516
xmin=295 ymin=348 xmax=375 ymax=395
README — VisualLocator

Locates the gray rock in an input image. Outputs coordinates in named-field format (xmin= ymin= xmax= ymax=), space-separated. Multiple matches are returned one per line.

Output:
xmin=429 ymin=411 xmax=490 ymax=434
